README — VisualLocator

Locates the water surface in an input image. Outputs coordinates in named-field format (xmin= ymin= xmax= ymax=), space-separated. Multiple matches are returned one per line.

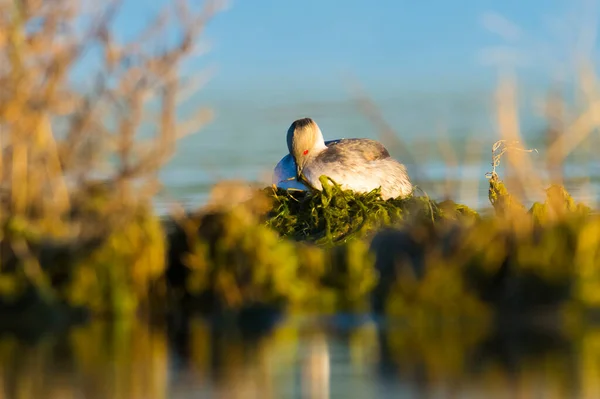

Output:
xmin=157 ymin=95 xmax=600 ymax=213
xmin=1 ymin=314 xmax=594 ymax=398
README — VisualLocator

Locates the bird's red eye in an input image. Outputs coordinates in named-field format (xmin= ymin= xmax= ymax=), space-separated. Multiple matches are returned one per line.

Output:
xmin=303 ymin=150 xmax=309 ymax=155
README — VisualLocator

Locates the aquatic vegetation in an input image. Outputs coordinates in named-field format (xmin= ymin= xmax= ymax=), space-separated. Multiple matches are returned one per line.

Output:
xmin=166 ymin=197 xmax=379 ymax=314
xmin=265 ymin=175 xmax=478 ymax=246
xmin=3 ymin=149 xmax=600 ymax=326
xmin=62 ymin=203 xmax=166 ymax=317
xmin=176 ymin=205 xmax=308 ymax=312
xmin=163 ymin=161 xmax=600 ymax=324
xmin=161 ymin=177 xmax=482 ymax=314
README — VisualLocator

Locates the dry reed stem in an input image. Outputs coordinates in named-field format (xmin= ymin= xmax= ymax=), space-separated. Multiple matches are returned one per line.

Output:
xmin=493 ymin=73 xmax=545 ymax=202
xmin=434 ymin=124 xmax=459 ymax=200
xmin=543 ymin=88 xmax=566 ymax=184
xmin=546 ymin=64 xmax=600 ymax=167
xmin=345 ymin=77 xmax=426 ymax=183
xmin=460 ymin=138 xmax=484 ymax=208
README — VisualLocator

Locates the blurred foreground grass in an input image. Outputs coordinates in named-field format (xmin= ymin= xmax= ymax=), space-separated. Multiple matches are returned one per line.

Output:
xmin=3 ymin=157 xmax=600 ymax=334
xmin=164 ymin=166 xmax=598 ymax=326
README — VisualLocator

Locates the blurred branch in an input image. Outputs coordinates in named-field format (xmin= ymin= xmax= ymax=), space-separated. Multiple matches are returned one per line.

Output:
xmin=0 ymin=0 xmax=223 ymax=235
xmin=345 ymin=77 xmax=426 ymax=184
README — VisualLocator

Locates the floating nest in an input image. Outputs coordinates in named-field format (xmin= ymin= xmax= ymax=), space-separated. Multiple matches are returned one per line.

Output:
xmin=264 ymin=175 xmax=478 ymax=246
xmin=1 ymin=161 xmax=600 ymax=331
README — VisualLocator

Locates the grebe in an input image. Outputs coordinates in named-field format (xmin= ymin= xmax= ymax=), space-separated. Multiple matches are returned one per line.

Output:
xmin=272 ymin=118 xmax=412 ymax=199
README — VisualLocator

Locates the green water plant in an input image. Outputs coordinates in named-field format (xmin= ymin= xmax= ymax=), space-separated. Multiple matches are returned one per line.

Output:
xmin=166 ymin=192 xmax=380 ymax=314
xmin=62 ymin=203 xmax=166 ymax=317
xmin=265 ymin=175 xmax=478 ymax=246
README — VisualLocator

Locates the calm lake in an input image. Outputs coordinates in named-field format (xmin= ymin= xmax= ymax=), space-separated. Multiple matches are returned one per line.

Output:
xmin=156 ymin=93 xmax=600 ymax=214
xmin=1 ymin=312 xmax=597 ymax=398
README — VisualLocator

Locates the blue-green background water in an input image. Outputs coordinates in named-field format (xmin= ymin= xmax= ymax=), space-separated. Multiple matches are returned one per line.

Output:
xmin=156 ymin=90 xmax=600 ymax=214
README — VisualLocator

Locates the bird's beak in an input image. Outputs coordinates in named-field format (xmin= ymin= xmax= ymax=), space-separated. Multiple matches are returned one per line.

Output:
xmin=295 ymin=159 xmax=303 ymax=182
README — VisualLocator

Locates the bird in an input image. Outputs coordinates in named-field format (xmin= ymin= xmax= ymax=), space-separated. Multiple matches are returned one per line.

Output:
xmin=272 ymin=118 xmax=413 ymax=199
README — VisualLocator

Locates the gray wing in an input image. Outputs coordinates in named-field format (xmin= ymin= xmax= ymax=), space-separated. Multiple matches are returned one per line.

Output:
xmin=324 ymin=139 xmax=342 ymax=146
xmin=317 ymin=138 xmax=390 ymax=164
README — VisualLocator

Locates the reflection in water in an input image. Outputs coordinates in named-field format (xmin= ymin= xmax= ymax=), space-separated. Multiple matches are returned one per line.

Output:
xmin=301 ymin=333 xmax=329 ymax=399
xmin=0 ymin=314 xmax=598 ymax=398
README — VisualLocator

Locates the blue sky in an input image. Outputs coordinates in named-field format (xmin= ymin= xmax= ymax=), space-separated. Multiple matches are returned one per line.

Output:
xmin=104 ymin=0 xmax=596 ymax=102
xmin=204 ymin=0 xmax=593 ymax=96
